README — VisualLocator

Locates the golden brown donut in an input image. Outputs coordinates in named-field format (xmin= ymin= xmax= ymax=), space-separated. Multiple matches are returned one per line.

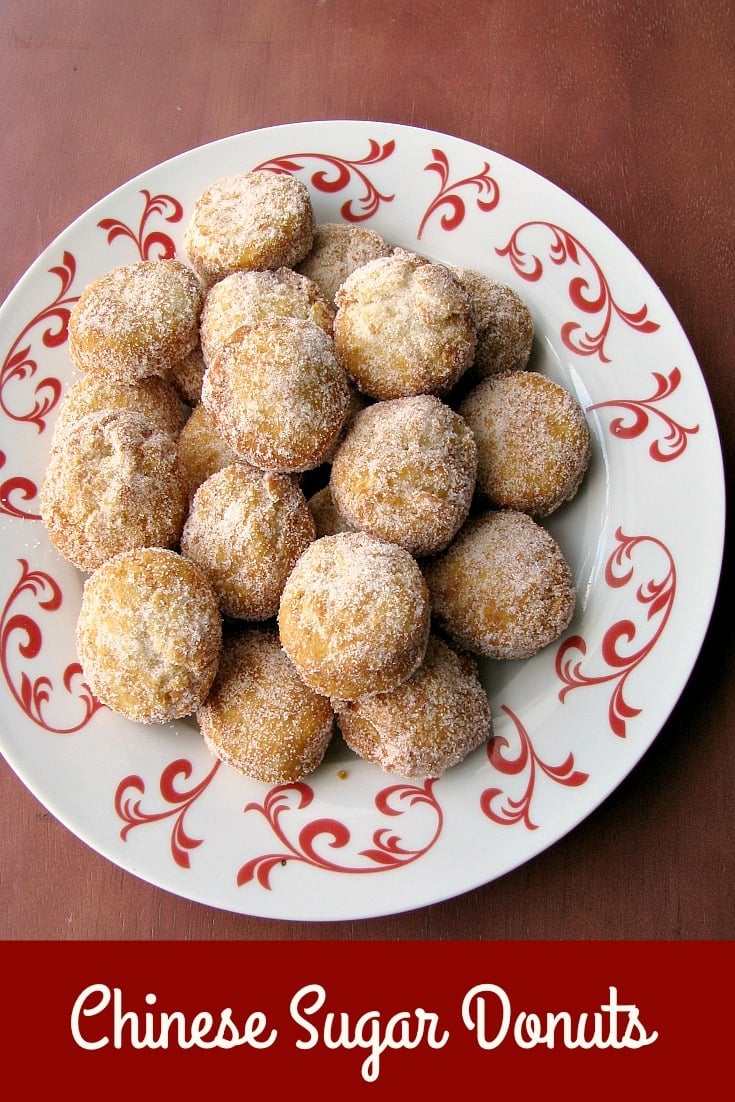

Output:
xmin=197 ymin=626 xmax=334 ymax=784
xmin=296 ymin=221 xmax=393 ymax=305
xmin=329 ymin=394 xmax=477 ymax=556
xmin=181 ymin=464 xmax=316 ymax=620
xmin=448 ymin=267 xmax=534 ymax=376
xmin=459 ymin=370 xmax=591 ymax=516
xmin=183 ymin=170 xmax=315 ymax=285
xmin=333 ymin=251 xmax=476 ymax=399
xmin=307 ymin=485 xmax=353 ymax=539
xmin=68 ymin=259 xmax=203 ymax=380
xmin=278 ymin=531 xmax=431 ymax=700
xmin=177 ymin=403 xmax=251 ymax=500
xmin=201 ymin=316 xmax=350 ymax=473
xmin=40 ymin=409 xmax=188 ymax=572
xmin=335 ymin=634 xmax=491 ymax=778
xmin=199 ymin=267 xmax=334 ymax=367
xmin=50 ymin=373 xmax=185 ymax=450
xmin=423 ymin=509 xmax=576 ymax=660
xmin=76 ymin=547 xmax=222 ymax=724
xmin=169 ymin=343 xmax=206 ymax=406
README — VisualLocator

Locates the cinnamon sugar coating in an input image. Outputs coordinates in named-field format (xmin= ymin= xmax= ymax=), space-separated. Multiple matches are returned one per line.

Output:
xmin=169 ymin=343 xmax=206 ymax=406
xmin=448 ymin=268 xmax=534 ymax=376
xmin=76 ymin=547 xmax=222 ymax=724
xmin=335 ymin=634 xmax=491 ymax=778
xmin=68 ymin=259 xmax=203 ymax=380
xmin=177 ymin=403 xmax=252 ymax=500
xmin=330 ymin=394 xmax=477 ymax=556
xmin=40 ymin=409 xmax=188 ymax=572
xmin=181 ymin=464 xmax=316 ymax=620
xmin=423 ymin=509 xmax=576 ymax=660
xmin=201 ymin=316 xmax=350 ymax=473
xmin=333 ymin=252 xmax=476 ymax=399
xmin=459 ymin=370 xmax=591 ymax=516
xmin=296 ymin=222 xmax=393 ymax=305
xmin=278 ymin=531 xmax=431 ymax=700
xmin=50 ymin=373 xmax=185 ymax=450
xmin=197 ymin=626 xmax=334 ymax=784
xmin=183 ymin=170 xmax=315 ymax=286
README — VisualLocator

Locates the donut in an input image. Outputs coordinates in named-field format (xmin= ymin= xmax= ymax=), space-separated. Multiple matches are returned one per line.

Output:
xmin=183 ymin=170 xmax=315 ymax=286
xmin=308 ymin=485 xmax=353 ymax=538
xmin=296 ymin=222 xmax=393 ymax=305
xmin=333 ymin=251 xmax=476 ymax=399
xmin=50 ymin=373 xmax=185 ymax=450
xmin=76 ymin=547 xmax=222 ymax=724
xmin=199 ymin=266 xmax=334 ymax=367
xmin=40 ymin=409 xmax=188 ymax=572
xmin=169 ymin=343 xmax=206 ymax=406
xmin=278 ymin=531 xmax=431 ymax=700
xmin=196 ymin=626 xmax=334 ymax=784
xmin=201 ymin=316 xmax=350 ymax=473
xmin=335 ymin=634 xmax=491 ymax=778
xmin=448 ymin=268 xmax=534 ymax=376
xmin=459 ymin=370 xmax=591 ymax=516
xmin=68 ymin=259 xmax=203 ymax=380
xmin=423 ymin=509 xmax=576 ymax=660
xmin=176 ymin=402 xmax=251 ymax=500
xmin=330 ymin=394 xmax=477 ymax=556
xmin=181 ymin=464 xmax=316 ymax=620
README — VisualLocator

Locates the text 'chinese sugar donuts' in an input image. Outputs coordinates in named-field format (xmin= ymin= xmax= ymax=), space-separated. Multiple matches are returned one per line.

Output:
xmin=76 ymin=547 xmax=222 ymax=724
xmin=459 ymin=370 xmax=591 ymax=516
xmin=333 ymin=251 xmax=476 ymax=399
xmin=278 ymin=531 xmax=431 ymax=700
xmin=423 ymin=509 xmax=576 ymax=660
xmin=183 ymin=170 xmax=315 ymax=286
xmin=334 ymin=634 xmax=492 ymax=778
xmin=181 ymin=464 xmax=316 ymax=620
xmin=197 ymin=626 xmax=334 ymax=784
xmin=330 ymin=394 xmax=477 ymax=557
xmin=40 ymin=408 xmax=188 ymax=572
xmin=68 ymin=259 xmax=203 ymax=380
xmin=201 ymin=316 xmax=350 ymax=472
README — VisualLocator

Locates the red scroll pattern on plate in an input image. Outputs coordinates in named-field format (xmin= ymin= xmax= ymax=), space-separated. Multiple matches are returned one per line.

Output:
xmin=97 ymin=189 xmax=183 ymax=260
xmin=417 ymin=148 xmax=500 ymax=239
xmin=253 ymin=139 xmax=396 ymax=221
xmin=587 ymin=367 xmax=699 ymax=461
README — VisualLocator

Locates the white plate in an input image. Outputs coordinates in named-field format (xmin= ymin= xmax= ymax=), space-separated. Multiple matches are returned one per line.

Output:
xmin=0 ymin=121 xmax=724 ymax=921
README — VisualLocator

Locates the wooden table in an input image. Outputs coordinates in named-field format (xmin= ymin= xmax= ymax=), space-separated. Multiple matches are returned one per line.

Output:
xmin=1 ymin=0 xmax=732 ymax=940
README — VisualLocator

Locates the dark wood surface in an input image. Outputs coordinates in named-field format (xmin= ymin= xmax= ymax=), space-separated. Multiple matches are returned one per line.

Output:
xmin=1 ymin=0 xmax=732 ymax=940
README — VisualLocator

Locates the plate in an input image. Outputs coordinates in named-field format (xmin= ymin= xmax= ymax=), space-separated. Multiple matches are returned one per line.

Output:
xmin=0 ymin=121 xmax=725 ymax=921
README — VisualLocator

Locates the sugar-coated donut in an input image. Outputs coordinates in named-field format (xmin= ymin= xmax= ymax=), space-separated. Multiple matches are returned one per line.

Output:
xmin=333 ymin=251 xmax=476 ymax=399
xmin=40 ymin=409 xmax=188 ymax=572
xmin=307 ymin=485 xmax=353 ymax=538
xmin=76 ymin=547 xmax=222 ymax=724
xmin=68 ymin=259 xmax=203 ymax=380
xmin=335 ymin=634 xmax=491 ymax=778
xmin=183 ymin=170 xmax=315 ymax=286
xmin=448 ymin=268 xmax=534 ymax=376
xmin=169 ymin=343 xmax=206 ymax=406
xmin=181 ymin=464 xmax=316 ymax=620
xmin=296 ymin=222 xmax=393 ymax=306
xmin=423 ymin=509 xmax=576 ymax=660
xmin=278 ymin=531 xmax=431 ymax=700
xmin=50 ymin=373 xmax=185 ymax=450
xmin=459 ymin=370 xmax=591 ymax=516
xmin=199 ymin=267 xmax=334 ymax=367
xmin=197 ymin=626 xmax=334 ymax=784
xmin=330 ymin=394 xmax=477 ymax=556
xmin=201 ymin=316 xmax=350 ymax=473
xmin=176 ymin=403 xmax=251 ymax=500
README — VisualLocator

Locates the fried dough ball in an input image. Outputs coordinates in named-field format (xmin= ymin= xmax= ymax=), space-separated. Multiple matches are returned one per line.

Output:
xmin=183 ymin=170 xmax=315 ymax=286
xmin=296 ymin=222 xmax=393 ymax=305
xmin=201 ymin=316 xmax=350 ymax=473
xmin=199 ymin=267 xmax=334 ymax=367
xmin=169 ymin=343 xmax=206 ymax=406
xmin=308 ymin=485 xmax=353 ymax=538
xmin=335 ymin=635 xmax=491 ymax=778
xmin=181 ymin=465 xmax=316 ymax=620
xmin=448 ymin=268 xmax=534 ymax=376
xmin=177 ymin=403 xmax=250 ymax=500
xmin=50 ymin=373 xmax=185 ymax=450
xmin=197 ymin=626 xmax=334 ymax=783
xmin=40 ymin=409 xmax=188 ymax=572
xmin=76 ymin=547 xmax=222 ymax=724
xmin=330 ymin=395 xmax=477 ymax=556
xmin=424 ymin=510 xmax=575 ymax=660
xmin=333 ymin=252 xmax=476 ymax=399
xmin=459 ymin=370 xmax=591 ymax=516
xmin=278 ymin=531 xmax=431 ymax=700
xmin=68 ymin=259 xmax=203 ymax=380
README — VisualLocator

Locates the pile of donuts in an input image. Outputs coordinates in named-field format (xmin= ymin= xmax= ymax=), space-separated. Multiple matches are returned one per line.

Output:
xmin=40 ymin=170 xmax=591 ymax=784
